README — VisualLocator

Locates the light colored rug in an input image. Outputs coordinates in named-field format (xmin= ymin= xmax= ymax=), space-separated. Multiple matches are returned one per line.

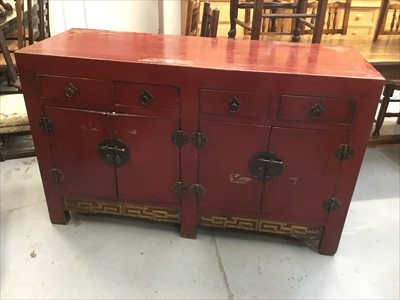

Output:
xmin=0 ymin=94 xmax=30 ymax=134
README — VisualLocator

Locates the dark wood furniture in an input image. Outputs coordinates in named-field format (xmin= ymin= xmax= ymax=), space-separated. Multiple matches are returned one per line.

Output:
xmin=185 ymin=0 xmax=201 ymax=36
xmin=304 ymin=0 xmax=351 ymax=35
xmin=228 ymin=0 xmax=328 ymax=43
xmin=370 ymin=62 xmax=400 ymax=143
xmin=1 ymin=0 xmax=50 ymax=91
xmin=373 ymin=0 xmax=400 ymax=41
xmin=0 ymin=3 xmax=21 ymax=89
xmin=16 ymin=29 xmax=384 ymax=255
xmin=200 ymin=2 xmax=220 ymax=37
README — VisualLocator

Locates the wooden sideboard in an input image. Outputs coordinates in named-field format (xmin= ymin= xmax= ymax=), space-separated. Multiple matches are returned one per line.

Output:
xmin=16 ymin=29 xmax=384 ymax=255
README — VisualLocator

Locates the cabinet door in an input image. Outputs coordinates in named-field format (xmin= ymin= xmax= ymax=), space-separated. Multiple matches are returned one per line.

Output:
xmin=112 ymin=114 xmax=180 ymax=204
xmin=198 ymin=120 xmax=270 ymax=213
xmin=44 ymin=107 xmax=116 ymax=198
xmin=262 ymin=127 xmax=349 ymax=220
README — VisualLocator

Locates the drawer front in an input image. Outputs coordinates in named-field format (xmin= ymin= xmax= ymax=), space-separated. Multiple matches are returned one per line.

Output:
xmin=278 ymin=95 xmax=356 ymax=125
xmin=113 ymin=82 xmax=180 ymax=112
xmin=200 ymin=89 xmax=269 ymax=120
xmin=39 ymin=75 xmax=111 ymax=104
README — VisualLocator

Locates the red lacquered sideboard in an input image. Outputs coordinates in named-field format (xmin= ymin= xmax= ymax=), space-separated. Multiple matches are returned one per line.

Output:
xmin=15 ymin=29 xmax=384 ymax=255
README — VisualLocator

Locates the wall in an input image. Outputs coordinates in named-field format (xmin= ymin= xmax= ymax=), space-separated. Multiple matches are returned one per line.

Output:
xmin=49 ymin=0 xmax=181 ymax=36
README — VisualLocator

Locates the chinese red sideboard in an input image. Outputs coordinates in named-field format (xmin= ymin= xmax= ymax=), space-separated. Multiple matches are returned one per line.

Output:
xmin=16 ymin=29 xmax=384 ymax=255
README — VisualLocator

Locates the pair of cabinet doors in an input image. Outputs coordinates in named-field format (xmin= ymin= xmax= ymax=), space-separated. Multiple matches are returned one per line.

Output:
xmin=45 ymin=105 xmax=348 ymax=221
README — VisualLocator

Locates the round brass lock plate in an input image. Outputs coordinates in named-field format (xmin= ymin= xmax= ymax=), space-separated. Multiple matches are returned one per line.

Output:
xmin=248 ymin=152 xmax=283 ymax=181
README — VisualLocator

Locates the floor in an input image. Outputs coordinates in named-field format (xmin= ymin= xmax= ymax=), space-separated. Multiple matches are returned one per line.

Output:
xmin=0 ymin=108 xmax=399 ymax=299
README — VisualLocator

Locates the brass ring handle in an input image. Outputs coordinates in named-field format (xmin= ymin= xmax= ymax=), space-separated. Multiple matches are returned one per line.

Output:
xmin=140 ymin=90 xmax=153 ymax=106
xmin=64 ymin=82 xmax=79 ymax=98
xmin=228 ymin=97 xmax=241 ymax=113
xmin=309 ymin=103 xmax=326 ymax=118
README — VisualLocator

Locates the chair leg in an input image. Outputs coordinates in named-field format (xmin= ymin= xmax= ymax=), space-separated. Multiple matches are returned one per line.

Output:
xmin=250 ymin=0 xmax=264 ymax=40
xmin=0 ymin=31 xmax=19 ymax=84
xmin=311 ymin=0 xmax=328 ymax=43
xmin=228 ymin=0 xmax=239 ymax=38
xmin=373 ymin=0 xmax=389 ymax=41
xmin=372 ymin=84 xmax=395 ymax=136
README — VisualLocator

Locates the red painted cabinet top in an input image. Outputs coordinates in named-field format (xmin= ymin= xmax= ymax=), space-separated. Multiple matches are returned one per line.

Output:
xmin=16 ymin=28 xmax=382 ymax=80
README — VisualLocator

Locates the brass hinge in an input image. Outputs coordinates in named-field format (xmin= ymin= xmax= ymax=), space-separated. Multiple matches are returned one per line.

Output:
xmin=190 ymin=184 xmax=206 ymax=200
xmin=173 ymin=181 xmax=188 ymax=197
xmin=335 ymin=144 xmax=354 ymax=160
xmin=323 ymin=197 xmax=341 ymax=212
xmin=50 ymin=168 xmax=64 ymax=184
xmin=171 ymin=130 xmax=188 ymax=147
xmin=39 ymin=117 xmax=54 ymax=134
xmin=191 ymin=132 xmax=207 ymax=149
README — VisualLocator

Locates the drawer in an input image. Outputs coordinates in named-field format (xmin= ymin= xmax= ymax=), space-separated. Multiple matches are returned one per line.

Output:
xmin=39 ymin=75 xmax=112 ymax=104
xmin=349 ymin=9 xmax=377 ymax=24
xmin=200 ymin=89 xmax=269 ymax=119
xmin=113 ymin=82 xmax=180 ymax=111
xmin=278 ymin=95 xmax=356 ymax=125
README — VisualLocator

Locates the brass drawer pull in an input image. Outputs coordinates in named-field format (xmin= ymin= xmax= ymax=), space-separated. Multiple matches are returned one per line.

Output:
xmin=64 ymin=82 xmax=79 ymax=98
xmin=140 ymin=90 xmax=153 ymax=106
xmin=228 ymin=97 xmax=241 ymax=113
xmin=309 ymin=103 xmax=326 ymax=118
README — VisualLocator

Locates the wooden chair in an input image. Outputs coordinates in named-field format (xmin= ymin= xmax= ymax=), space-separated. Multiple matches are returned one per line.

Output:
xmin=27 ymin=0 xmax=51 ymax=44
xmin=228 ymin=0 xmax=328 ymax=43
xmin=1 ymin=0 xmax=25 ymax=91
xmin=185 ymin=0 xmax=201 ymax=36
xmin=11 ymin=0 xmax=51 ymax=46
xmin=373 ymin=0 xmax=400 ymax=41
xmin=200 ymin=2 xmax=220 ymax=37
xmin=304 ymin=0 xmax=351 ymax=35
xmin=1 ymin=0 xmax=50 ymax=91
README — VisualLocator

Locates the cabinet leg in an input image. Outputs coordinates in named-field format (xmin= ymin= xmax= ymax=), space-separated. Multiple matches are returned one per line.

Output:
xmin=48 ymin=208 xmax=70 ymax=225
xmin=318 ymin=228 xmax=341 ymax=255
xmin=180 ymin=223 xmax=197 ymax=239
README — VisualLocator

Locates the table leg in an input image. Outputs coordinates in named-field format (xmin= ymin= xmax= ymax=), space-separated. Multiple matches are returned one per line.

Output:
xmin=372 ymin=83 xmax=395 ymax=136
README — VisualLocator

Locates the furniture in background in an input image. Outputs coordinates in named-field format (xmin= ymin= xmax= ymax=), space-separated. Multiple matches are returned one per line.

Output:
xmin=0 ymin=94 xmax=35 ymax=161
xmin=0 ymin=0 xmax=24 ymax=90
xmin=304 ymin=0 xmax=352 ymax=35
xmin=228 ymin=0 xmax=328 ymax=43
xmin=1 ymin=0 xmax=50 ymax=91
xmin=16 ymin=28 xmax=384 ymax=255
xmin=27 ymin=0 xmax=51 ymax=44
xmin=185 ymin=0 xmax=201 ymax=35
xmin=200 ymin=2 xmax=220 ymax=37
xmin=373 ymin=0 xmax=400 ymax=41
xmin=370 ymin=62 xmax=400 ymax=144
xmin=0 ymin=0 xmax=49 ymax=160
